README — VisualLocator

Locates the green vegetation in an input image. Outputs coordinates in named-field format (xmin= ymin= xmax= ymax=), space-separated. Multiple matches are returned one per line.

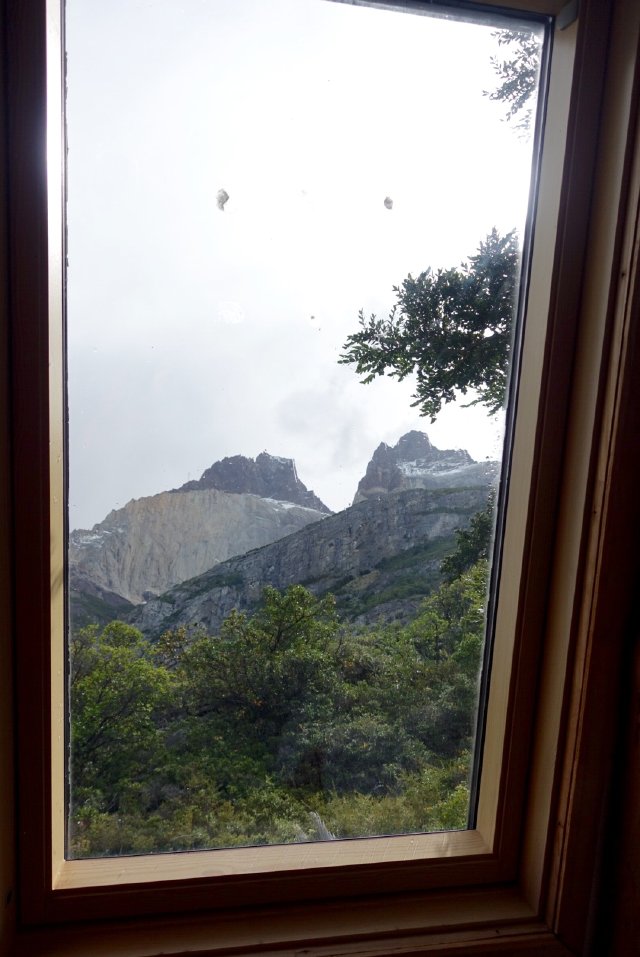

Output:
xmin=339 ymin=229 xmax=519 ymax=421
xmin=488 ymin=30 xmax=542 ymax=134
xmin=375 ymin=538 xmax=454 ymax=574
xmin=69 ymin=568 xmax=488 ymax=857
xmin=329 ymin=537 xmax=454 ymax=622
xmin=441 ymin=492 xmax=495 ymax=584
xmin=69 ymin=587 xmax=134 ymax=630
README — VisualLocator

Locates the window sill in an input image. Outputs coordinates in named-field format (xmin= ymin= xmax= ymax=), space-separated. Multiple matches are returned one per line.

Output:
xmin=16 ymin=885 xmax=571 ymax=957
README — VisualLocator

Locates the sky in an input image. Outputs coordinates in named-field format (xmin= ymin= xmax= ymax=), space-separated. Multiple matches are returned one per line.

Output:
xmin=65 ymin=0 xmax=541 ymax=531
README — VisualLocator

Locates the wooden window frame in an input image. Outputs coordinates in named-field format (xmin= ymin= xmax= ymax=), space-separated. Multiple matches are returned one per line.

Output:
xmin=3 ymin=0 xmax=640 ymax=953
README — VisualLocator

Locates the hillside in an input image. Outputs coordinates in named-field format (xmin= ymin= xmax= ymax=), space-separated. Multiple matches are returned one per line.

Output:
xmin=69 ymin=451 xmax=330 ymax=614
xmin=70 ymin=434 xmax=498 ymax=630
xmin=132 ymin=485 xmax=490 ymax=637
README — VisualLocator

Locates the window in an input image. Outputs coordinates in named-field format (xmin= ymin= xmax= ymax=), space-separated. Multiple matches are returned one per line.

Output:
xmin=3 ymin=0 xmax=640 ymax=953
xmin=63 ymin=0 xmax=546 ymax=859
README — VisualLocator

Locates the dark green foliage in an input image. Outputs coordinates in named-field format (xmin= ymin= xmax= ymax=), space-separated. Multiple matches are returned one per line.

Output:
xmin=487 ymin=30 xmax=543 ymax=134
xmin=440 ymin=492 xmax=496 ymax=584
xmin=179 ymin=586 xmax=339 ymax=746
xmin=339 ymin=230 xmax=519 ymax=420
xmin=69 ymin=570 xmax=489 ymax=857
xmin=69 ymin=622 xmax=173 ymax=815
xmin=401 ymin=562 xmax=488 ymax=756
xmin=69 ymin=586 xmax=135 ymax=630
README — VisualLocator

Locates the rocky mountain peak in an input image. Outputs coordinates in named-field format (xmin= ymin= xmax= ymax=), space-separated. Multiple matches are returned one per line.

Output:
xmin=353 ymin=431 xmax=497 ymax=504
xmin=395 ymin=430 xmax=435 ymax=460
xmin=177 ymin=452 xmax=331 ymax=513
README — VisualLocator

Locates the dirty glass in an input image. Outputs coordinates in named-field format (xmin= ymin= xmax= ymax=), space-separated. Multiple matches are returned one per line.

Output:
xmin=65 ymin=0 xmax=545 ymax=857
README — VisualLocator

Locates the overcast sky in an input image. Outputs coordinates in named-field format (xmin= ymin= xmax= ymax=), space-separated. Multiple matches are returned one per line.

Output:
xmin=66 ymin=0 xmax=541 ymax=531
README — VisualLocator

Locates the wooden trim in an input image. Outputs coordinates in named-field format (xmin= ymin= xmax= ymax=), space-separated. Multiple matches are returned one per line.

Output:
xmin=474 ymin=8 xmax=578 ymax=859
xmin=46 ymin=0 xmax=66 ymax=892
xmin=0 ymin=0 xmax=17 ymax=951
xmin=28 ymin=0 xmax=580 ymax=927
xmin=43 ymin=843 xmax=505 ymax=924
xmin=546 ymin=4 xmax=640 ymax=949
xmin=55 ymin=830 xmax=491 ymax=891
xmin=7 ymin=0 xmax=54 ymax=929
xmin=4 ymin=0 xmax=639 ymax=952
xmin=17 ymin=925 xmax=575 ymax=957
xmin=15 ymin=888 xmax=563 ymax=957
xmin=598 ymin=618 xmax=640 ymax=952
xmin=518 ymin=0 xmax=620 ymax=916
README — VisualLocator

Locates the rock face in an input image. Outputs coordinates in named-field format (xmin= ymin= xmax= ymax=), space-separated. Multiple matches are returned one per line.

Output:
xmin=69 ymin=576 xmax=136 ymax=631
xmin=132 ymin=486 xmax=490 ymax=638
xmin=70 ymin=438 xmax=496 ymax=624
xmin=69 ymin=487 xmax=327 ymax=605
xmin=177 ymin=452 xmax=330 ymax=513
xmin=353 ymin=431 xmax=499 ymax=504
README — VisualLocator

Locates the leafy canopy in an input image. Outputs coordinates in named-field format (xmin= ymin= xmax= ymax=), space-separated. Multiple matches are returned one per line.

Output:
xmin=441 ymin=491 xmax=496 ymax=584
xmin=487 ymin=30 xmax=543 ymax=134
xmin=339 ymin=229 xmax=519 ymax=420
xmin=70 ymin=621 xmax=173 ymax=812
xmin=340 ymin=25 xmax=543 ymax=421
xmin=68 ymin=573 xmax=489 ymax=855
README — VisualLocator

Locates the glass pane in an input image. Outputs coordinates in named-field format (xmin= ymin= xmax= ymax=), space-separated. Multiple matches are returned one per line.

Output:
xmin=66 ymin=0 xmax=545 ymax=857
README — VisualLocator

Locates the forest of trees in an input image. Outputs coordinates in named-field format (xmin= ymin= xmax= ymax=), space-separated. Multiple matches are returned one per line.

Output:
xmin=69 ymin=512 xmax=492 ymax=857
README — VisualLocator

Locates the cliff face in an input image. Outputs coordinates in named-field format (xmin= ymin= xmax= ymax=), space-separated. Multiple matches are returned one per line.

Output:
xmin=353 ymin=431 xmax=499 ymax=504
xmin=132 ymin=486 xmax=489 ymax=637
xmin=177 ymin=452 xmax=330 ymax=513
xmin=69 ymin=488 xmax=327 ymax=605
xmin=70 ymin=437 xmax=496 ymax=620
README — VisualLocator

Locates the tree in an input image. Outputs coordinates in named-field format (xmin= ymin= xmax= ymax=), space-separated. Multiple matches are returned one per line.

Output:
xmin=179 ymin=585 xmax=340 ymax=747
xmin=68 ymin=574 xmax=494 ymax=853
xmin=440 ymin=490 xmax=496 ymax=584
xmin=339 ymin=229 xmax=519 ymax=420
xmin=69 ymin=621 xmax=173 ymax=812
xmin=487 ymin=30 xmax=543 ymax=134
xmin=400 ymin=561 xmax=489 ymax=756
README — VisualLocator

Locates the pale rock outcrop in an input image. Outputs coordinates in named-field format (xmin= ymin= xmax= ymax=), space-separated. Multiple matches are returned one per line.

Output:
xmin=69 ymin=487 xmax=327 ymax=605
xmin=133 ymin=485 xmax=489 ymax=637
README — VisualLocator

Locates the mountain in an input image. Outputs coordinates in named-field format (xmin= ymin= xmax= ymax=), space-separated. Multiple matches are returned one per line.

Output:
xmin=70 ymin=437 xmax=497 ymax=628
xmin=176 ymin=452 xmax=330 ymax=513
xmin=353 ymin=431 xmax=498 ymax=504
xmin=132 ymin=485 xmax=490 ymax=638
xmin=69 ymin=454 xmax=329 ymax=608
xmin=69 ymin=576 xmax=136 ymax=631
